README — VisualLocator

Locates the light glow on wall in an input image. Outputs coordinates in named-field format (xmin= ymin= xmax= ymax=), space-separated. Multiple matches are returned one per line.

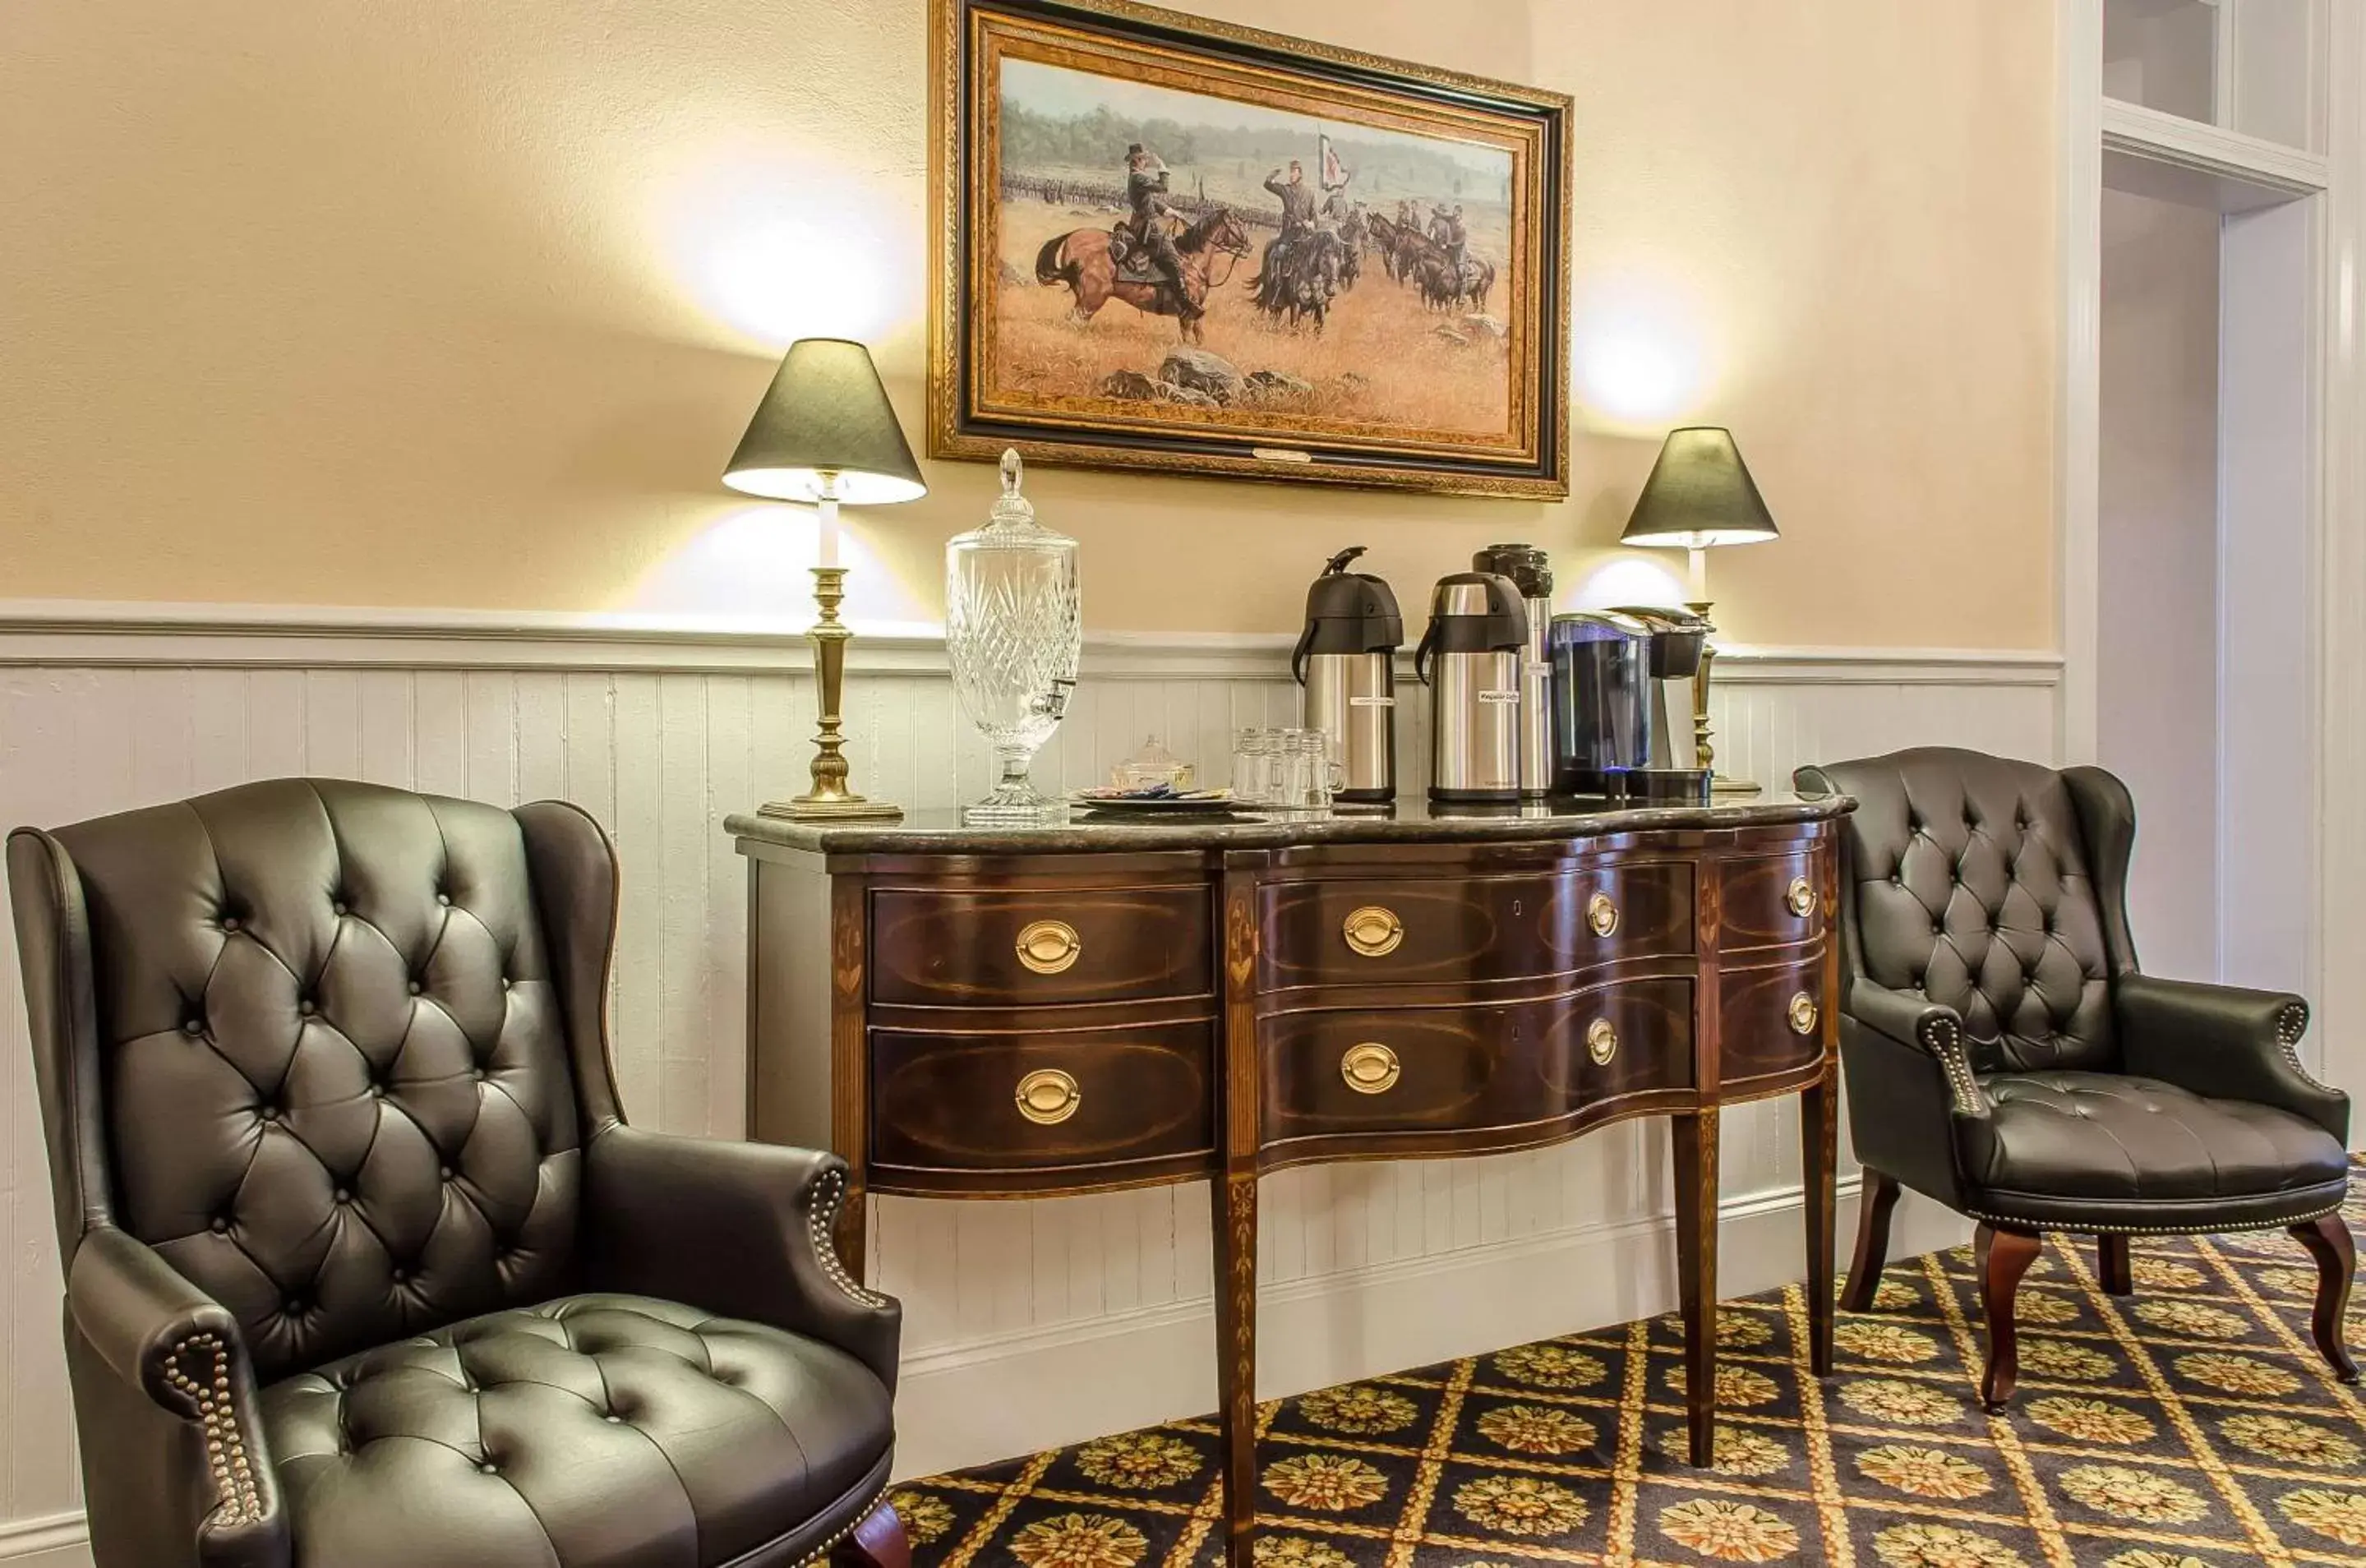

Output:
xmin=655 ymin=145 xmax=914 ymax=353
xmin=1568 ymin=554 xmax=1690 ymax=611
xmin=1572 ymin=275 xmax=1714 ymax=433
xmin=620 ymin=502 xmax=938 ymax=629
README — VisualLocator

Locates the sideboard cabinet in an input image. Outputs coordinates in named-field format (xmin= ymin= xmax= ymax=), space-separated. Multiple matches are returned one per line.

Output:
xmin=731 ymin=799 xmax=1851 ymax=1568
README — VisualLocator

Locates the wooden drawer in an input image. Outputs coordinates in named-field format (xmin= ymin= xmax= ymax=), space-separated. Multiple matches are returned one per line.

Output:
xmin=870 ymin=1019 xmax=1215 ymax=1177
xmin=1258 ymin=862 xmax=1692 ymax=990
xmin=869 ymin=884 xmax=1211 ymax=1007
xmin=1720 ymin=850 xmax=1828 ymax=951
xmin=1718 ymin=951 xmax=1828 ymax=1090
xmin=1257 ymin=978 xmax=1694 ymax=1142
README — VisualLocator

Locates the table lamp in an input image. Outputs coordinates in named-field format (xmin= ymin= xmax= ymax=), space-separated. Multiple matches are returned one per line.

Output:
xmin=725 ymin=338 xmax=926 ymax=820
xmin=1618 ymin=427 xmax=1779 ymax=794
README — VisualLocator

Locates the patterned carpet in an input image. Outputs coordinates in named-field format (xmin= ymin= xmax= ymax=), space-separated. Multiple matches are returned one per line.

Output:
xmin=891 ymin=1168 xmax=2366 ymax=1568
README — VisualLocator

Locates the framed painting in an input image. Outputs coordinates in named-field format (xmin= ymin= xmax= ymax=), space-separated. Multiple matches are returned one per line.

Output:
xmin=929 ymin=0 xmax=1571 ymax=498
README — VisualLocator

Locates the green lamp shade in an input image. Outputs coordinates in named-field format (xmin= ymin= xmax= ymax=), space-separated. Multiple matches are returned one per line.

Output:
xmin=1619 ymin=427 xmax=1778 ymax=549
xmin=722 ymin=338 xmax=928 ymax=505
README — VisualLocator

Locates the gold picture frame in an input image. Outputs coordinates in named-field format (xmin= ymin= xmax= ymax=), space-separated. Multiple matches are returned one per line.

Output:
xmin=929 ymin=0 xmax=1572 ymax=499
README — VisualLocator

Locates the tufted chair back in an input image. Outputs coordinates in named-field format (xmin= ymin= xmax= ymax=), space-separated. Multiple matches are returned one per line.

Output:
xmin=1796 ymin=748 xmax=2125 ymax=1075
xmin=17 ymin=779 xmax=596 ymax=1382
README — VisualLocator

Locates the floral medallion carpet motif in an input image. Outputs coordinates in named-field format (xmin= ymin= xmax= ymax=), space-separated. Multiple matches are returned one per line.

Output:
xmin=892 ymin=1166 xmax=2366 ymax=1566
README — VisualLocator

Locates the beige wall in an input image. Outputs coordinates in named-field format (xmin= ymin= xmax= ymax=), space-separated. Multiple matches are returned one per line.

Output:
xmin=0 ymin=0 xmax=2057 ymax=645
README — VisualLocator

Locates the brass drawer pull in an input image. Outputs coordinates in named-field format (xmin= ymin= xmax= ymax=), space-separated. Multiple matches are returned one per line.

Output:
xmin=1340 ymin=1042 xmax=1400 ymax=1094
xmin=1587 ymin=1017 xmax=1618 ymax=1065
xmin=1788 ymin=992 xmax=1819 ymax=1035
xmin=1015 ymin=1068 xmax=1082 ymax=1124
xmin=1342 ymin=906 xmax=1404 ymax=958
xmin=1786 ymin=876 xmax=1818 ymax=918
xmin=1015 ymin=920 xmax=1082 ymax=975
xmin=1586 ymin=890 xmax=1619 ymax=938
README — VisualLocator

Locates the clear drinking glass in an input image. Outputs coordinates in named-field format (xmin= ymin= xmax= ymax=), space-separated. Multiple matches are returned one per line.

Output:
xmin=1231 ymin=729 xmax=1279 ymax=805
xmin=1273 ymin=728 xmax=1344 ymax=814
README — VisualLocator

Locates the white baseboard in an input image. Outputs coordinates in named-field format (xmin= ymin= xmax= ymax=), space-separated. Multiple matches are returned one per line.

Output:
xmin=0 ymin=1514 xmax=87 ymax=1567
xmin=891 ymin=1178 xmax=1971 ymax=1481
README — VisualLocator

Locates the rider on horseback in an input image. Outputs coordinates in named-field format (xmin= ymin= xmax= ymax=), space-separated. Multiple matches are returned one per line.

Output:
xmin=1121 ymin=143 xmax=1197 ymax=323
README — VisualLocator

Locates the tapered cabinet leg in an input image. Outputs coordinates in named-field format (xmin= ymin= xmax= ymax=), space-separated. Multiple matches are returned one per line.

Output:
xmin=1974 ymin=1223 xmax=2044 ymax=1410
xmin=1841 ymin=1169 xmax=1901 ymax=1313
xmin=2289 ymin=1213 xmax=2359 ymax=1384
xmin=1801 ymin=1072 xmax=1838 ymax=1376
xmin=2097 ymin=1234 xmax=2132 ymax=1297
xmin=835 ymin=1500 xmax=911 ymax=1568
xmin=1213 ymin=1173 xmax=1259 ymax=1567
xmin=1672 ymin=1108 xmax=1720 ymax=1465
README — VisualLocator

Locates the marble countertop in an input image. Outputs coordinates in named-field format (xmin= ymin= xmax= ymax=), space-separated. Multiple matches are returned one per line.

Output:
xmin=726 ymin=791 xmax=1853 ymax=855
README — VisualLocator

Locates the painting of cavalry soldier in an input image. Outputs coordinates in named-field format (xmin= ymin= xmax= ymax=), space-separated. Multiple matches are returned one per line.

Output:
xmin=934 ymin=0 xmax=1571 ymax=498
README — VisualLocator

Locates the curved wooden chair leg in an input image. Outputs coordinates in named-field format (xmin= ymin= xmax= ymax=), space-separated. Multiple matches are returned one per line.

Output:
xmin=1975 ymin=1223 xmax=2044 ymax=1411
xmin=2097 ymin=1234 xmax=2132 ymax=1296
xmin=1840 ymin=1168 xmax=1902 ymax=1313
xmin=2289 ymin=1213 xmax=2359 ymax=1385
xmin=836 ymin=1498 xmax=912 ymax=1568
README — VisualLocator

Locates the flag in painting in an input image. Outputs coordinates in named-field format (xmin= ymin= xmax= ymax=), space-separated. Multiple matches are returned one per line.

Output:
xmin=1319 ymin=133 xmax=1349 ymax=191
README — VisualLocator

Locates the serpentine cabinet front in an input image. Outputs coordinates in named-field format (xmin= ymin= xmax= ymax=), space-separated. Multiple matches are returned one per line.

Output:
xmin=737 ymin=807 xmax=1844 ymax=1568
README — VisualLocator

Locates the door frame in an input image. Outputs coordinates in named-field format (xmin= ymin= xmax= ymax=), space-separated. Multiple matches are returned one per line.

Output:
xmin=2055 ymin=0 xmax=2366 ymax=1093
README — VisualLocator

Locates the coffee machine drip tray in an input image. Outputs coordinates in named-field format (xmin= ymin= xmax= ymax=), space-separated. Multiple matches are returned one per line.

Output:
xmin=1593 ymin=767 xmax=1713 ymax=807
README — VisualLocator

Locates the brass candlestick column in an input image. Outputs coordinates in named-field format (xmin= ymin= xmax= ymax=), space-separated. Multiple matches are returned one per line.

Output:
xmin=763 ymin=560 xmax=903 ymax=819
xmin=1688 ymin=599 xmax=1720 ymax=777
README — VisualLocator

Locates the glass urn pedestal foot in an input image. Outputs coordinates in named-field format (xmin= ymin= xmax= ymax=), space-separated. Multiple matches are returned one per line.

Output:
xmin=962 ymin=749 xmax=1067 ymax=824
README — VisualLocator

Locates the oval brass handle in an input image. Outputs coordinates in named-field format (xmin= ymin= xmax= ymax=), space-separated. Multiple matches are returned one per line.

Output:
xmin=1342 ymin=906 xmax=1404 ymax=958
xmin=1586 ymin=890 xmax=1619 ymax=938
xmin=1587 ymin=1017 xmax=1618 ymax=1065
xmin=1786 ymin=876 xmax=1818 ymax=918
xmin=1015 ymin=1068 xmax=1082 ymax=1124
xmin=1788 ymin=992 xmax=1819 ymax=1035
xmin=1340 ymin=1042 xmax=1400 ymax=1094
xmin=1015 ymin=920 xmax=1082 ymax=975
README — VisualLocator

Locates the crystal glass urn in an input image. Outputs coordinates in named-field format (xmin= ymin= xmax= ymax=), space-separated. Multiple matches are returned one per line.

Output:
xmin=946 ymin=450 xmax=1082 ymax=823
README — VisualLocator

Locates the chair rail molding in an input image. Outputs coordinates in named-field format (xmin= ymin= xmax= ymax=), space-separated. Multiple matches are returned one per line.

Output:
xmin=0 ymin=597 xmax=2059 ymax=1554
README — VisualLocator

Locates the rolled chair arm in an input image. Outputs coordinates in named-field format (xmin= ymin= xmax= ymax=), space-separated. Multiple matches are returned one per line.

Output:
xmin=69 ymin=1227 xmax=285 ymax=1561
xmin=585 ymin=1125 xmax=902 ymax=1390
xmin=2116 ymin=973 xmax=2349 ymax=1142
xmin=1846 ymin=980 xmax=1990 ymax=1117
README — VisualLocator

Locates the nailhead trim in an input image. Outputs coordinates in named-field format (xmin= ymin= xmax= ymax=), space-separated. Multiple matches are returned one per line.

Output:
xmin=1919 ymin=1015 xmax=1988 ymax=1115
xmin=162 ymin=1333 xmax=263 ymax=1525
xmin=792 ymin=1483 xmax=891 ymax=1568
xmin=1961 ymin=1201 xmax=2345 ymax=1238
xmin=2273 ymin=1000 xmax=2339 ymax=1095
xmin=809 ymin=1169 xmax=889 ymax=1309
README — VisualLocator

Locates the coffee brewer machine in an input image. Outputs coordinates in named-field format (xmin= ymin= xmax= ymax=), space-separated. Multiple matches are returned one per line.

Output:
xmin=1415 ymin=572 xmax=1528 ymax=805
xmin=1547 ymin=606 xmax=1713 ymax=803
xmin=1291 ymin=547 xmax=1404 ymax=805
xmin=1469 ymin=544 xmax=1554 ymax=798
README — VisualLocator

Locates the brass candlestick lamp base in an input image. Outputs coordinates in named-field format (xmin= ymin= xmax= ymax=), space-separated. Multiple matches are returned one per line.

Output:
xmin=759 ymin=566 xmax=904 ymax=822
xmin=1686 ymin=599 xmax=1761 ymax=797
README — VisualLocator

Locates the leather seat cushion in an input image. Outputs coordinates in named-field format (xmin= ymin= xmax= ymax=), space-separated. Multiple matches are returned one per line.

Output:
xmin=1968 ymin=1072 xmax=2351 ymax=1226
xmin=261 ymin=1294 xmax=892 ymax=1567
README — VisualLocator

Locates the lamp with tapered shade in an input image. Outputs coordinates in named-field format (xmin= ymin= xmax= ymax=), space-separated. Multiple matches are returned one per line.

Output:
xmin=724 ymin=338 xmax=926 ymax=819
xmin=1619 ymin=427 xmax=1779 ymax=793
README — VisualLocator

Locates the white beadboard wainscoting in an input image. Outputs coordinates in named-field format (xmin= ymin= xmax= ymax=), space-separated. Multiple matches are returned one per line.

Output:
xmin=0 ymin=604 xmax=2059 ymax=1558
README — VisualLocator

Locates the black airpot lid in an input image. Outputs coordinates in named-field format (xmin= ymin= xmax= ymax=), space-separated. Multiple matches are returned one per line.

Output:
xmin=1472 ymin=542 xmax=1552 ymax=599
xmin=1298 ymin=546 xmax=1404 ymax=657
